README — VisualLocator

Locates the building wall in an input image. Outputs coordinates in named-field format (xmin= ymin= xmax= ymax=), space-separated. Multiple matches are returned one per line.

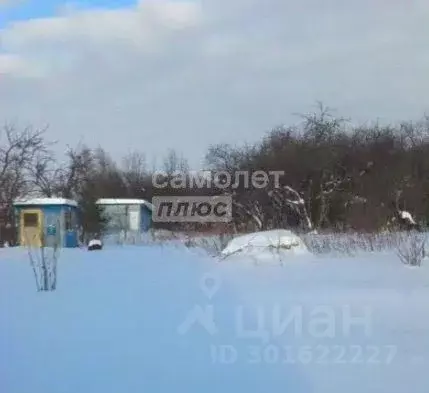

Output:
xmin=102 ymin=204 xmax=130 ymax=232
xmin=62 ymin=205 xmax=79 ymax=247
xmin=101 ymin=204 xmax=151 ymax=233
xmin=43 ymin=205 xmax=63 ymax=247
xmin=141 ymin=206 xmax=152 ymax=232
xmin=14 ymin=205 xmax=61 ymax=246
xmin=128 ymin=204 xmax=140 ymax=231
xmin=0 ymin=205 xmax=15 ymax=246
xmin=14 ymin=204 xmax=79 ymax=247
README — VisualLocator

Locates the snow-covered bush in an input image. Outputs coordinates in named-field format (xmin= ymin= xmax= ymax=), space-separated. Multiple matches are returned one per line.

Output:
xmin=302 ymin=231 xmax=428 ymax=256
xmin=395 ymin=232 xmax=427 ymax=267
xmin=182 ymin=232 xmax=234 ymax=256
xmin=26 ymin=227 xmax=61 ymax=291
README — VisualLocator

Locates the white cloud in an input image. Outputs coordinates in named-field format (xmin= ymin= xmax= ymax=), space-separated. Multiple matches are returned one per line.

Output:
xmin=0 ymin=53 xmax=24 ymax=74
xmin=1 ymin=0 xmax=429 ymax=168
xmin=0 ymin=0 xmax=23 ymax=8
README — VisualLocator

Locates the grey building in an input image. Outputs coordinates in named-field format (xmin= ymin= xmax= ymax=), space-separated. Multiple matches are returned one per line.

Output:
xmin=95 ymin=198 xmax=153 ymax=234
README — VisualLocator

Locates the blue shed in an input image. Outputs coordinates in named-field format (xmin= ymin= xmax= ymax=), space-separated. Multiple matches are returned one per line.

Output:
xmin=95 ymin=198 xmax=152 ymax=234
xmin=13 ymin=198 xmax=80 ymax=248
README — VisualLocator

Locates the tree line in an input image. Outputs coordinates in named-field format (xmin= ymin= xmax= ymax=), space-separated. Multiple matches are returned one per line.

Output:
xmin=1 ymin=103 xmax=428 ymax=243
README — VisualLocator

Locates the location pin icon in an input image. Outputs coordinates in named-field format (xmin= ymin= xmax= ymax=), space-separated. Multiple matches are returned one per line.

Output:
xmin=200 ymin=272 xmax=221 ymax=300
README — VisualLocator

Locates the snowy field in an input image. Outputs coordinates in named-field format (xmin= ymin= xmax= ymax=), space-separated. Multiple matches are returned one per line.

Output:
xmin=1 ymin=237 xmax=429 ymax=393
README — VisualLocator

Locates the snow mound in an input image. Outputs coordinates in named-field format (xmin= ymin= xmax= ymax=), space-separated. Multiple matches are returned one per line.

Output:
xmin=221 ymin=229 xmax=309 ymax=260
xmin=88 ymin=239 xmax=102 ymax=247
xmin=88 ymin=239 xmax=103 ymax=250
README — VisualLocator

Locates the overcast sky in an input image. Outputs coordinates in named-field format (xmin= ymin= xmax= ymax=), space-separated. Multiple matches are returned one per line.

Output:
xmin=1 ymin=0 xmax=428 ymax=169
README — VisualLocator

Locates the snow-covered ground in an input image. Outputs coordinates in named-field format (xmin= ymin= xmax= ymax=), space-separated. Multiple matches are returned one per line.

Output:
xmin=1 ymin=237 xmax=428 ymax=393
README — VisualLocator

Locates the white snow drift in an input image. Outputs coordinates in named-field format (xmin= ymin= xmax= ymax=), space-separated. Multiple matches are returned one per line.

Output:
xmin=222 ymin=229 xmax=309 ymax=260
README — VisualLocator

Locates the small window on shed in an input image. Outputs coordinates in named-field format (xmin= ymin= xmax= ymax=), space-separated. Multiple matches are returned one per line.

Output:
xmin=65 ymin=211 xmax=72 ymax=230
xmin=23 ymin=213 xmax=38 ymax=227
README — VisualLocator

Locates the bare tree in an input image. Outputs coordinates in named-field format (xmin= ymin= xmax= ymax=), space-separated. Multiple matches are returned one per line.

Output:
xmin=30 ymin=143 xmax=96 ymax=200
xmin=204 ymin=104 xmax=429 ymax=233
xmin=121 ymin=151 xmax=150 ymax=197
xmin=163 ymin=149 xmax=189 ymax=176
xmin=0 ymin=123 xmax=53 ymax=237
xmin=30 ymin=154 xmax=60 ymax=197
xmin=268 ymin=185 xmax=313 ymax=231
